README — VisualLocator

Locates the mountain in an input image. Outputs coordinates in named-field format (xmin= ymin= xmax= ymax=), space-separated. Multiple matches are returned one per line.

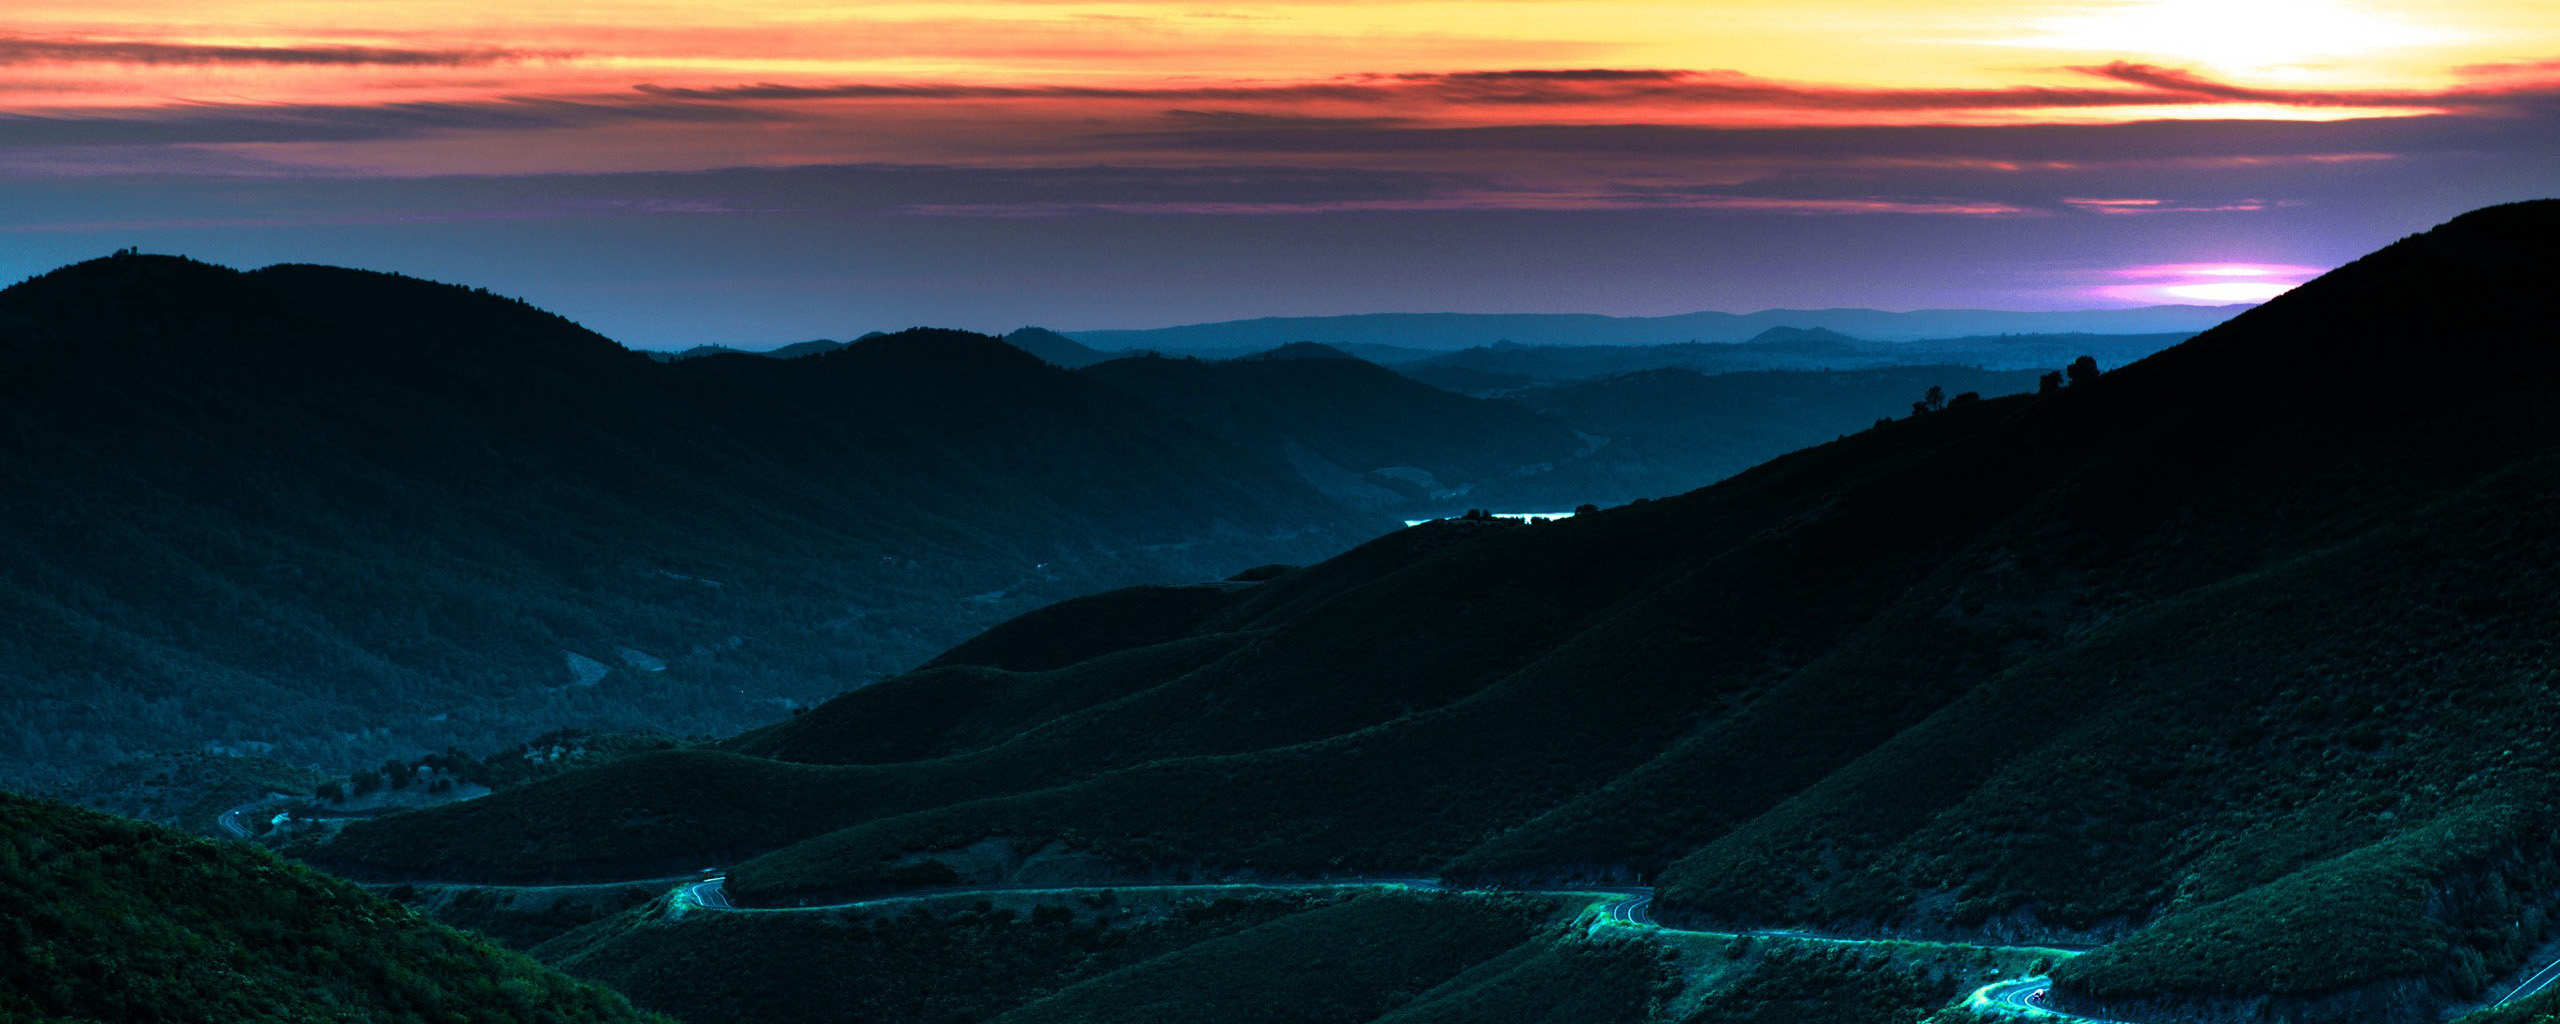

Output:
xmin=1248 ymin=341 xmax=1364 ymax=360
xmin=310 ymin=200 xmax=2560 ymax=1023
xmin=644 ymin=338 xmax=847 ymax=362
xmin=1399 ymin=331 xmax=2191 ymax=395
xmin=1077 ymin=352 xmax=1591 ymax=506
xmin=1062 ymin=305 xmax=2246 ymax=354
xmin=0 ymin=791 xmax=667 ymax=1024
xmin=0 ymin=255 xmax=1388 ymax=795
xmin=1004 ymin=327 xmax=1113 ymax=368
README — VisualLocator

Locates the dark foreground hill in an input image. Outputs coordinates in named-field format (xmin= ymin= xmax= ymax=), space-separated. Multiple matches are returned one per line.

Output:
xmin=0 ymin=791 xmax=668 ymax=1024
xmin=0 ymin=256 xmax=1396 ymax=792
xmin=313 ymin=200 xmax=2560 ymax=1023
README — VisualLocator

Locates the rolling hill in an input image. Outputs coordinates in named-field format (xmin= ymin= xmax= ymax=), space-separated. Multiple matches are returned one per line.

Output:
xmin=0 ymin=255 xmax=1389 ymax=793
xmin=1078 ymin=347 xmax=1590 ymax=506
xmin=310 ymin=199 xmax=2560 ymax=1024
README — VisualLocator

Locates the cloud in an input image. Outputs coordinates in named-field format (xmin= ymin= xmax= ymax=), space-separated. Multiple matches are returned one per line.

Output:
xmin=636 ymin=63 xmax=2560 ymax=114
xmin=634 ymin=70 xmax=2175 ymax=111
xmin=0 ymin=96 xmax=789 ymax=147
xmin=632 ymin=80 xmax=1386 ymax=102
xmin=2060 ymin=196 xmax=2281 ymax=214
xmin=1094 ymin=112 xmax=2560 ymax=167
xmin=2073 ymin=60 xmax=2560 ymax=111
xmin=0 ymin=36 xmax=570 ymax=68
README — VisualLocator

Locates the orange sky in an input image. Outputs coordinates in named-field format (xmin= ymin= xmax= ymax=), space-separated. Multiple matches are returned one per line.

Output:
xmin=6 ymin=0 xmax=2556 ymax=173
xmin=0 ymin=1 xmax=2553 ymax=337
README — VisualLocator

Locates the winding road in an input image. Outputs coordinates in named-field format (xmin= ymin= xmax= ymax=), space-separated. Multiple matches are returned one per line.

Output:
xmin=218 ymin=795 xmax=2560 ymax=1022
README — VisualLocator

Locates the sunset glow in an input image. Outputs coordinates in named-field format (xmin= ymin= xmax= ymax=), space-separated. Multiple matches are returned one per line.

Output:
xmin=2096 ymin=263 xmax=2326 ymax=303
xmin=0 ymin=1 xmax=2553 ymax=341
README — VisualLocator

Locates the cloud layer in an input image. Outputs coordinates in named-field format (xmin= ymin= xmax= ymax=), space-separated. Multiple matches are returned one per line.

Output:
xmin=0 ymin=1 xmax=2552 ymax=335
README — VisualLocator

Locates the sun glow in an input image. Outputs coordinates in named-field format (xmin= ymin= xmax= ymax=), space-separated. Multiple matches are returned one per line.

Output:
xmin=2160 ymin=281 xmax=2293 ymax=301
xmin=2006 ymin=0 xmax=2466 ymax=78
xmin=2097 ymin=262 xmax=2323 ymax=304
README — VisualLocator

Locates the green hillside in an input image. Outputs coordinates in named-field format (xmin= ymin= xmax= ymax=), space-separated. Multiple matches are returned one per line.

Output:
xmin=0 ymin=255 xmax=1390 ymax=793
xmin=0 ymin=791 xmax=668 ymax=1024
xmin=312 ymin=200 xmax=2560 ymax=1023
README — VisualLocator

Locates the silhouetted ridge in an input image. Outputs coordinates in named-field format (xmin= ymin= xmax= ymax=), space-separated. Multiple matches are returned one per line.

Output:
xmin=2119 ymin=198 xmax=2560 ymax=400
xmin=248 ymin=263 xmax=633 ymax=367
xmin=1002 ymin=326 xmax=1110 ymax=368
xmin=1251 ymin=341 xmax=1359 ymax=361
xmin=811 ymin=326 xmax=1054 ymax=380
xmin=1740 ymin=325 xmax=1859 ymax=348
xmin=1080 ymin=350 xmax=1588 ymax=494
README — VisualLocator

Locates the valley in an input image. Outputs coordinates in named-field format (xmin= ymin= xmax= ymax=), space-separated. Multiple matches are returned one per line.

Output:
xmin=274 ymin=200 xmax=2560 ymax=1024
xmin=6 ymin=0 xmax=2554 ymax=1018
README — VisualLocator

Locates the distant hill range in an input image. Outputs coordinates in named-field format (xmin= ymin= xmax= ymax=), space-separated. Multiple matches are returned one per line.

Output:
xmin=1398 ymin=327 xmax=2193 ymax=395
xmin=314 ymin=201 xmax=2560 ymax=1024
xmin=6 ymin=255 xmax=2056 ymax=801
xmin=1059 ymin=304 xmax=2247 ymax=355
xmin=649 ymin=326 xmax=1113 ymax=368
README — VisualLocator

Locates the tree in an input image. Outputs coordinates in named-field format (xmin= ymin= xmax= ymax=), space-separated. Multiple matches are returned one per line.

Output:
xmin=2067 ymin=355 xmax=2100 ymax=387
xmin=1925 ymin=385 xmax=1946 ymax=412
xmin=1949 ymin=391 xmax=1982 ymax=408
xmin=2040 ymin=370 xmax=2064 ymax=394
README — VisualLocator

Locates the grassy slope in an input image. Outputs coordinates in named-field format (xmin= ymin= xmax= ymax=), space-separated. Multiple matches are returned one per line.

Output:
xmin=322 ymin=202 xmax=2560 ymax=1018
xmin=0 ymin=792 xmax=667 ymax=1024
xmin=985 ymin=893 xmax=1546 ymax=1024
xmin=546 ymin=891 xmax=1348 ymax=1024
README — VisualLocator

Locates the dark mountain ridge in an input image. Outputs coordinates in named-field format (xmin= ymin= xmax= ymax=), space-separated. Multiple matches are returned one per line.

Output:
xmin=311 ymin=199 xmax=2560 ymax=1023
xmin=1077 ymin=352 xmax=1591 ymax=506
xmin=1064 ymin=304 xmax=2246 ymax=353
xmin=0 ymin=255 xmax=1382 ymax=792
xmin=1398 ymin=330 xmax=2191 ymax=395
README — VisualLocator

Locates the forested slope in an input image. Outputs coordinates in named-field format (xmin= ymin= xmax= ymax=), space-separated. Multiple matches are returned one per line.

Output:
xmin=316 ymin=200 xmax=2560 ymax=1023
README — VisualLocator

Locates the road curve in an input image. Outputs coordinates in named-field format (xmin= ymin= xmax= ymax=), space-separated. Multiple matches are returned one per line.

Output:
xmin=674 ymin=876 xmax=1451 ymax=917
xmin=2507 ymin=953 xmax=2560 ymax=1006
xmin=222 ymin=794 xmax=2560 ymax=1023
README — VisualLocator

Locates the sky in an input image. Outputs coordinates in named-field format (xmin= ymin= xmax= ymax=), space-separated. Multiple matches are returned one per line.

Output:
xmin=1 ymin=1 xmax=2555 ymax=347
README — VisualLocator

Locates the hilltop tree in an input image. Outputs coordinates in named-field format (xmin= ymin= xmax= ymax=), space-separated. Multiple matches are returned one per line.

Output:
xmin=2040 ymin=370 xmax=2064 ymax=394
xmin=2067 ymin=355 xmax=2101 ymax=387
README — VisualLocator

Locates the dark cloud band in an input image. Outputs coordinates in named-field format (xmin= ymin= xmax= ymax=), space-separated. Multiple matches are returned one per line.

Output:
xmin=0 ymin=36 xmax=568 ymax=68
